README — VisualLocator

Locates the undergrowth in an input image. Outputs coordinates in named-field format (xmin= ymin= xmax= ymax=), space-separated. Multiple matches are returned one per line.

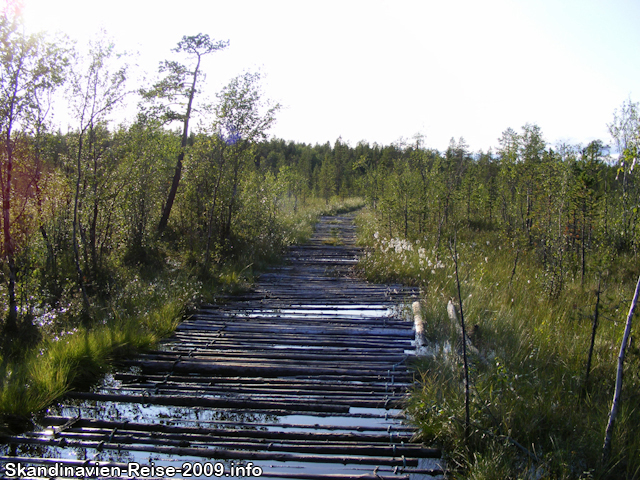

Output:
xmin=355 ymin=208 xmax=640 ymax=480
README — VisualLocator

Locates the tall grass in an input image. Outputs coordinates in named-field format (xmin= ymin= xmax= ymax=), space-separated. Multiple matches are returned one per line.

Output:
xmin=355 ymin=208 xmax=640 ymax=480
xmin=0 ymin=271 xmax=191 ymax=421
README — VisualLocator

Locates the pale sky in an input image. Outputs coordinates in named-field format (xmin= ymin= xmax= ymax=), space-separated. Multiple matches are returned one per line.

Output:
xmin=22 ymin=0 xmax=640 ymax=152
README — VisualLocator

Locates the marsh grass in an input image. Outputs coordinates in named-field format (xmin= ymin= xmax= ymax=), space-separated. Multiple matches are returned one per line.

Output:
xmin=0 ymin=271 xmax=190 ymax=422
xmin=356 ymin=209 xmax=640 ymax=479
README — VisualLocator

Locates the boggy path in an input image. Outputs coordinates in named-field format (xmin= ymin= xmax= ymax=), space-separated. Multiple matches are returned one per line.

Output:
xmin=1 ymin=214 xmax=442 ymax=479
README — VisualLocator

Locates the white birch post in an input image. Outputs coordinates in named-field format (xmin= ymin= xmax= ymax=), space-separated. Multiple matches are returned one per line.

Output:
xmin=602 ymin=275 xmax=640 ymax=464
xmin=413 ymin=301 xmax=426 ymax=354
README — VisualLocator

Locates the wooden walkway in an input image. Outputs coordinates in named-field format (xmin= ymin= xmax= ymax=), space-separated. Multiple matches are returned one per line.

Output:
xmin=0 ymin=214 xmax=443 ymax=479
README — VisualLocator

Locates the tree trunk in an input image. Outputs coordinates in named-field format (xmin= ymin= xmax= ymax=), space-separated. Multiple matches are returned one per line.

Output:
xmin=157 ymin=57 xmax=200 ymax=235
xmin=451 ymin=235 xmax=470 ymax=440
xmin=204 ymin=152 xmax=226 ymax=266
xmin=2 ymin=132 xmax=18 ymax=332
xmin=223 ymin=154 xmax=241 ymax=243
xmin=89 ymin=145 xmax=99 ymax=278
xmin=72 ymin=134 xmax=91 ymax=313
xmin=602 ymin=275 xmax=640 ymax=464
xmin=583 ymin=279 xmax=601 ymax=396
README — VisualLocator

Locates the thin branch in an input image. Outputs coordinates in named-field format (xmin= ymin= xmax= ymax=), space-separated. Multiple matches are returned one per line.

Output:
xmin=449 ymin=232 xmax=470 ymax=440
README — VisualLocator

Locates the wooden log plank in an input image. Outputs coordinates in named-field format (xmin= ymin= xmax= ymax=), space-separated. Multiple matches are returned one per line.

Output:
xmin=93 ymin=392 xmax=406 ymax=409
xmin=128 ymin=355 xmax=409 ymax=372
xmin=106 ymin=384 xmax=405 ymax=398
xmin=169 ymin=333 xmax=413 ymax=346
xmin=45 ymin=430 xmax=435 ymax=457
xmin=65 ymin=391 xmax=350 ymax=413
xmin=43 ymin=416 xmax=415 ymax=433
xmin=2 ymin=436 xmax=427 ymax=466
xmin=175 ymin=324 xmax=415 ymax=338
xmin=118 ymin=360 xmax=412 ymax=380
xmin=41 ymin=417 xmax=416 ymax=442
xmin=140 ymin=350 xmax=409 ymax=364
xmin=113 ymin=372 xmax=412 ymax=389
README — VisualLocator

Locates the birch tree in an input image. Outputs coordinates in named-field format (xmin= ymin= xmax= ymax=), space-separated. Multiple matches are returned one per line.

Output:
xmin=0 ymin=1 xmax=67 ymax=332
xmin=608 ymin=99 xmax=639 ymax=247
xmin=602 ymin=275 xmax=640 ymax=464
xmin=67 ymin=32 xmax=128 ymax=311
xmin=213 ymin=71 xmax=280 ymax=242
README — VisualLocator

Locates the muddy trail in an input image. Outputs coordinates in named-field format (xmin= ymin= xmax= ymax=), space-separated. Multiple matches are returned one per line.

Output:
xmin=1 ymin=213 xmax=443 ymax=479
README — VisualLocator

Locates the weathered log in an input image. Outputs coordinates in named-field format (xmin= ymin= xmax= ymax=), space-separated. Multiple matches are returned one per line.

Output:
xmin=65 ymin=391 xmax=350 ymax=413
xmin=113 ymin=373 xmax=411 ymax=390
xmin=168 ymin=335 xmax=412 ymax=349
xmin=39 ymin=430 xmax=436 ymax=458
xmin=93 ymin=388 xmax=405 ymax=409
xmin=43 ymin=415 xmax=414 ymax=433
xmin=248 ymin=472 xmax=413 ymax=480
xmin=412 ymin=301 xmax=428 ymax=355
xmin=127 ymin=355 xmax=407 ymax=373
xmin=105 ymin=384 xmax=405 ymax=400
xmin=118 ymin=359 xmax=410 ymax=379
xmin=140 ymin=350 xmax=409 ymax=364
xmin=4 ymin=436 xmax=425 ymax=466
xmin=42 ymin=416 xmax=416 ymax=443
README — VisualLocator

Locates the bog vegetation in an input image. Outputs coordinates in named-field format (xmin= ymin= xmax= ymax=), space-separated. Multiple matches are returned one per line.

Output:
xmin=1 ymin=3 xmax=639 ymax=479
xmin=354 ymin=125 xmax=640 ymax=478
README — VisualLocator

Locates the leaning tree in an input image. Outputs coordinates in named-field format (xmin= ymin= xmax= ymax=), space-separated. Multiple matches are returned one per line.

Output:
xmin=141 ymin=33 xmax=229 ymax=235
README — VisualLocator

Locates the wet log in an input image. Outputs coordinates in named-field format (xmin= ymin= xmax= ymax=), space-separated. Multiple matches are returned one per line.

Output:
xmin=141 ymin=350 xmax=409 ymax=364
xmin=106 ymin=384 xmax=405 ymax=399
xmin=5 ymin=436 xmax=426 ymax=466
xmin=65 ymin=391 xmax=349 ymax=413
xmin=50 ymin=430 xmax=436 ymax=458
xmin=43 ymin=415 xmax=414 ymax=433
xmin=42 ymin=416 xmax=415 ymax=443
xmin=168 ymin=335 xmax=412 ymax=349
xmin=93 ymin=388 xmax=405 ymax=408
xmin=113 ymin=372 xmax=411 ymax=390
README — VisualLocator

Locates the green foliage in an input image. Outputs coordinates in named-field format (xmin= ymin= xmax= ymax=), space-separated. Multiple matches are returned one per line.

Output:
xmin=139 ymin=34 xmax=229 ymax=125
xmin=358 ymin=212 xmax=640 ymax=479
xmin=0 ymin=5 xmax=69 ymax=331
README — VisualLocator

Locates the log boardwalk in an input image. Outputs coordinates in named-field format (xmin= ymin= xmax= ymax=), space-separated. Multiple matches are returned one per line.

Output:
xmin=0 ymin=214 xmax=443 ymax=479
